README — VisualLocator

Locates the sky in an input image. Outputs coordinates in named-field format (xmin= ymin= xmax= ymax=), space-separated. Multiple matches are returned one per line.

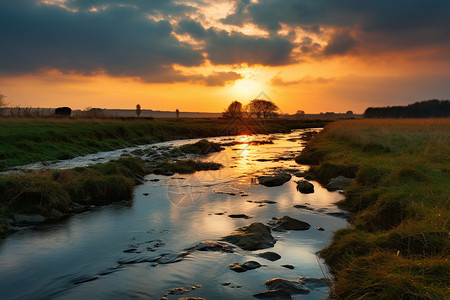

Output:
xmin=0 ymin=0 xmax=449 ymax=114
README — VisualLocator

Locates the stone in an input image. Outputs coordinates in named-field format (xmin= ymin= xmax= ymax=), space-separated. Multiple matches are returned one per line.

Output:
xmin=265 ymin=278 xmax=309 ymax=294
xmin=274 ymin=216 xmax=311 ymax=231
xmin=258 ymin=173 xmax=292 ymax=187
xmin=298 ymin=277 xmax=328 ymax=290
xmin=257 ymin=252 xmax=281 ymax=261
xmin=229 ymin=261 xmax=261 ymax=272
xmin=229 ymin=263 xmax=248 ymax=273
xmin=281 ymin=264 xmax=295 ymax=269
xmin=222 ymin=282 xmax=231 ymax=286
xmin=186 ymin=241 xmax=234 ymax=253
xmin=326 ymin=176 xmax=355 ymax=191
xmin=296 ymin=180 xmax=314 ymax=193
xmin=316 ymin=227 xmax=325 ymax=231
xmin=243 ymin=261 xmax=262 ymax=270
xmin=221 ymin=223 xmax=276 ymax=251
xmin=228 ymin=214 xmax=251 ymax=219
xmin=293 ymin=204 xmax=314 ymax=211
xmin=253 ymin=290 xmax=292 ymax=299
xmin=13 ymin=214 xmax=46 ymax=225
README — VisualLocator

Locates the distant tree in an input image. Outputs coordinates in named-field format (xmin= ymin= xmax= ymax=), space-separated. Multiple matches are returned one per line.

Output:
xmin=223 ymin=101 xmax=243 ymax=118
xmin=364 ymin=100 xmax=450 ymax=118
xmin=296 ymin=110 xmax=305 ymax=118
xmin=246 ymin=99 xmax=278 ymax=118
xmin=176 ymin=108 xmax=180 ymax=119
xmin=346 ymin=110 xmax=353 ymax=114
xmin=0 ymin=92 xmax=6 ymax=108
xmin=55 ymin=107 xmax=72 ymax=117
xmin=136 ymin=104 xmax=142 ymax=117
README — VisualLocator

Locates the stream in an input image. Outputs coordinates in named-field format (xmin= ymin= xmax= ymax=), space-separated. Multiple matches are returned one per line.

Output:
xmin=0 ymin=129 xmax=348 ymax=300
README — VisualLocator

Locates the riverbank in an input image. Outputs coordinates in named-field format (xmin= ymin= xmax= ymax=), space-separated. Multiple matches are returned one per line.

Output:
xmin=0 ymin=118 xmax=329 ymax=170
xmin=0 ymin=157 xmax=147 ymax=236
xmin=296 ymin=119 xmax=449 ymax=299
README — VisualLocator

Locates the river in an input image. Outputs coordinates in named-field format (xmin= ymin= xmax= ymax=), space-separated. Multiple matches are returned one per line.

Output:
xmin=0 ymin=129 xmax=348 ymax=300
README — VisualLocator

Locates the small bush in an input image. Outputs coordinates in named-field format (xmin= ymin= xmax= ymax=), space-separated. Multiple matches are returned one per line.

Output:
xmin=396 ymin=166 xmax=428 ymax=183
xmin=362 ymin=142 xmax=391 ymax=153
xmin=356 ymin=165 xmax=389 ymax=186
xmin=309 ymin=162 xmax=358 ymax=184
xmin=153 ymin=159 xmax=223 ymax=174
xmin=295 ymin=147 xmax=325 ymax=165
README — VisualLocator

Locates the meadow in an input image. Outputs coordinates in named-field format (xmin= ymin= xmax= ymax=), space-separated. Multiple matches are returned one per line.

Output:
xmin=297 ymin=119 xmax=449 ymax=299
xmin=0 ymin=117 xmax=328 ymax=170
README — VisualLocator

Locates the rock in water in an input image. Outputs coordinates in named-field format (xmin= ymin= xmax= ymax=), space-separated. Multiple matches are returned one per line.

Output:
xmin=258 ymin=173 xmax=292 ymax=187
xmin=257 ymin=251 xmax=281 ymax=261
xmin=185 ymin=241 xmax=234 ymax=253
xmin=296 ymin=180 xmax=314 ymax=193
xmin=13 ymin=214 xmax=46 ymax=225
xmin=229 ymin=261 xmax=262 ymax=272
xmin=265 ymin=278 xmax=309 ymax=294
xmin=298 ymin=277 xmax=328 ymax=290
xmin=326 ymin=176 xmax=355 ymax=191
xmin=221 ymin=222 xmax=276 ymax=250
xmin=228 ymin=214 xmax=251 ymax=219
xmin=273 ymin=216 xmax=311 ymax=231
xmin=229 ymin=263 xmax=248 ymax=273
xmin=253 ymin=289 xmax=292 ymax=299
xmin=243 ymin=261 xmax=262 ymax=270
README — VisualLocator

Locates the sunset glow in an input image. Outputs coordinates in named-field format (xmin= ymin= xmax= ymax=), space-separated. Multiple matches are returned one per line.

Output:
xmin=0 ymin=1 xmax=449 ymax=113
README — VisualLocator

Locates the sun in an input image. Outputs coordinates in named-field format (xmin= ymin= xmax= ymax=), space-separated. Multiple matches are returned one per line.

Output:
xmin=231 ymin=78 xmax=264 ymax=100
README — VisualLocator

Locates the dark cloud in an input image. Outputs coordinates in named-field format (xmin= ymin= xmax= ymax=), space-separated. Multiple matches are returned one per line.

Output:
xmin=177 ymin=19 xmax=207 ymax=39
xmin=177 ymin=19 xmax=296 ymax=66
xmin=223 ymin=0 xmax=450 ymax=56
xmin=204 ymin=29 xmax=295 ymax=66
xmin=323 ymin=30 xmax=357 ymax=56
xmin=0 ymin=0 xmax=204 ymax=82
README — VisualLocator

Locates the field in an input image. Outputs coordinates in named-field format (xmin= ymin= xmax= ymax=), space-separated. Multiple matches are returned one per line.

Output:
xmin=297 ymin=119 xmax=449 ymax=299
xmin=0 ymin=117 xmax=329 ymax=170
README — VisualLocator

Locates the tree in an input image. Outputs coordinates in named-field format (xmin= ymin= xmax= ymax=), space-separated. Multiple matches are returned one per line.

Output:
xmin=136 ymin=104 xmax=141 ymax=117
xmin=223 ymin=101 xmax=243 ymax=118
xmin=0 ymin=92 xmax=6 ymax=108
xmin=296 ymin=110 xmax=305 ymax=117
xmin=176 ymin=108 xmax=180 ymax=119
xmin=246 ymin=99 xmax=278 ymax=118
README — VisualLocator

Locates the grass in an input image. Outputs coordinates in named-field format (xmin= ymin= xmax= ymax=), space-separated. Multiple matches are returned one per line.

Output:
xmin=152 ymin=159 xmax=223 ymax=175
xmin=296 ymin=119 xmax=449 ymax=299
xmin=0 ymin=157 xmax=146 ymax=236
xmin=0 ymin=118 xmax=329 ymax=170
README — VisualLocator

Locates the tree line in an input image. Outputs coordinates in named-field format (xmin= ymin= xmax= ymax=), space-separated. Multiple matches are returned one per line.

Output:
xmin=363 ymin=99 xmax=450 ymax=118
xmin=223 ymin=99 xmax=279 ymax=119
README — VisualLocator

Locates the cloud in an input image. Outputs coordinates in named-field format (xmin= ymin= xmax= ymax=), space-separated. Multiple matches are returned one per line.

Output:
xmin=270 ymin=75 xmax=335 ymax=86
xmin=323 ymin=30 xmax=357 ymax=56
xmin=203 ymin=29 xmax=295 ymax=66
xmin=223 ymin=0 xmax=450 ymax=57
xmin=196 ymin=71 xmax=243 ymax=86
xmin=0 ymin=0 xmax=204 ymax=82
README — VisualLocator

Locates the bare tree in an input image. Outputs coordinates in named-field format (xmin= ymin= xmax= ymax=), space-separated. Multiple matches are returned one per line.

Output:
xmin=246 ymin=99 xmax=278 ymax=118
xmin=223 ymin=101 xmax=243 ymax=118
xmin=136 ymin=104 xmax=141 ymax=117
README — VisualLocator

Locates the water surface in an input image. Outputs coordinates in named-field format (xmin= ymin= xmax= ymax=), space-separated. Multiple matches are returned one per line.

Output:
xmin=0 ymin=129 xmax=348 ymax=299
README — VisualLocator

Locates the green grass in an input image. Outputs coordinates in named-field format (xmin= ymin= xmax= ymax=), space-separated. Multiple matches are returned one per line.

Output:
xmin=0 ymin=118 xmax=329 ymax=170
xmin=0 ymin=157 xmax=146 ymax=236
xmin=152 ymin=159 xmax=223 ymax=175
xmin=296 ymin=119 xmax=449 ymax=299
